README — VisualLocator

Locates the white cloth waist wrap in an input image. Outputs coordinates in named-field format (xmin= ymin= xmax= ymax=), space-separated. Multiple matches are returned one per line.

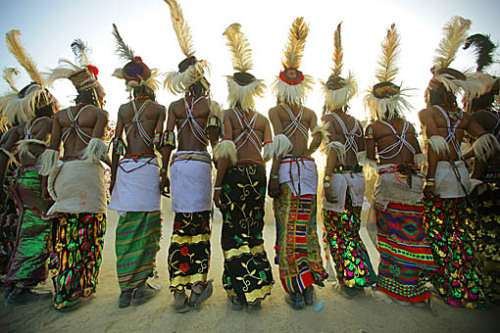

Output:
xmin=323 ymin=171 xmax=364 ymax=213
xmin=170 ymin=151 xmax=212 ymax=213
xmin=374 ymin=164 xmax=424 ymax=208
xmin=279 ymin=157 xmax=318 ymax=196
xmin=108 ymin=157 xmax=161 ymax=215
xmin=435 ymin=160 xmax=470 ymax=199
xmin=47 ymin=159 xmax=107 ymax=215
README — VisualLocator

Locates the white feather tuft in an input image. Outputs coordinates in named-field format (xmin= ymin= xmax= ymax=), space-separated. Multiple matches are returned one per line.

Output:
xmin=427 ymin=135 xmax=450 ymax=158
xmin=82 ymin=138 xmax=108 ymax=163
xmin=214 ymin=140 xmax=237 ymax=166
xmin=38 ymin=149 xmax=60 ymax=176
xmin=472 ymin=133 xmax=500 ymax=163
xmin=272 ymin=134 xmax=293 ymax=159
xmin=326 ymin=141 xmax=346 ymax=165
xmin=226 ymin=76 xmax=266 ymax=111
xmin=272 ymin=74 xmax=314 ymax=106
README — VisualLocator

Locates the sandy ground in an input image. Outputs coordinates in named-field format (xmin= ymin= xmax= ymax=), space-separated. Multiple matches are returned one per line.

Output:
xmin=0 ymin=198 xmax=499 ymax=333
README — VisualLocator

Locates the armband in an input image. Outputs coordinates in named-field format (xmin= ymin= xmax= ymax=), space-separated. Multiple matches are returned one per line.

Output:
xmin=112 ymin=137 xmax=125 ymax=156
xmin=207 ymin=115 xmax=221 ymax=129
xmin=153 ymin=131 xmax=162 ymax=147
xmin=162 ymin=131 xmax=176 ymax=148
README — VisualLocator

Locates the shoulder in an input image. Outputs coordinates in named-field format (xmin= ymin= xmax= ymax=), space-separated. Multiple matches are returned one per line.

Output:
xmin=418 ymin=106 xmax=436 ymax=120
xmin=268 ymin=105 xmax=283 ymax=116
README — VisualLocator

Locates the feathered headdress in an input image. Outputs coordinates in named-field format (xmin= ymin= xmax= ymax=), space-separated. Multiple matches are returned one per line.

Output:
xmin=223 ymin=23 xmax=266 ymax=112
xmin=163 ymin=0 xmax=209 ymax=94
xmin=428 ymin=16 xmax=483 ymax=98
xmin=0 ymin=30 xmax=57 ymax=125
xmin=111 ymin=24 xmax=160 ymax=94
xmin=273 ymin=17 xmax=314 ymax=106
xmin=462 ymin=33 xmax=499 ymax=111
xmin=47 ymin=39 xmax=104 ymax=103
xmin=320 ymin=23 xmax=358 ymax=112
xmin=364 ymin=24 xmax=412 ymax=121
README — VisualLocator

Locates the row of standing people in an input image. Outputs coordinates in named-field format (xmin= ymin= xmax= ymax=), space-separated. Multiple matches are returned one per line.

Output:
xmin=0 ymin=10 xmax=499 ymax=313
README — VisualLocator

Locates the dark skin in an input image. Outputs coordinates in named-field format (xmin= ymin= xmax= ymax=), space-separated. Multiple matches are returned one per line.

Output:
xmin=322 ymin=109 xmax=365 ymax=203
xmin=268 ymin=103 xmax=322 ymax=198
xmin=44 ymin=101 xmax=109 ymax=200
xmin=163 ymin=94 xmax=220 ymax=196
xmin=418 ymin=99 xmax=486 ymax=199
xmin=365 ymin=115 xmax=422 ymax=194
xmin=110 ymin=96 xmax=167 ymax=194
xmin=0 ymin=117 xmax=53 ymax=209
xmin=467 ymin=110 xmax=500 ymax=179
xmin=213 ymin=106 xmax=272 ymax=210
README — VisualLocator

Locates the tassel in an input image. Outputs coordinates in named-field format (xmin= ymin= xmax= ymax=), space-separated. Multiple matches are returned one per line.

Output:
xmin=38 ymin=149 xmax=60 ymax=176
xmin=311 ymin=123 xmax=330 ymax=145
xmin=414 ymin=153 xmax=425 ymax=169
xmin=472 ymin=133 xmax=500 ymax=163
xmin=326 ymin=141 xmax=346 ymax=165
xmin=262 ymin=141 xmax=274 ymax=162
xmin=16 ymin=139 xmax=48 ymax=159
xmin=427 ymin=135 xmax=450 ymax=158
xmin=272 ymin=134 xmax=293 ymax=159
xmin=214 ymin=140 xmax=237 ymax=166
xmin=82 ymin=138 xmax=108 ymax=163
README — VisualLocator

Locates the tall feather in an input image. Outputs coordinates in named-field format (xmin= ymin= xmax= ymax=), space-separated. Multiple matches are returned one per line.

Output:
xmin=433 ymin=16 xmax=471 ymax=70
xmin=71 ymin=39 xmax=91 ymax=66
xmin=283 ymin=17 xmax=309 ymax=69
xmin=112 ymin=24 xmax=135 ymax=62
xmin=375 ymin=24 xmax=400 ymax=83
xmin=464 ymin=34 xmax=496 ymax=71
xmin=3 ymin=68 xmax=19 ymax=92
xmin=223 ymin=23 xmax=253 ymax=73
xmin=332 ymin=22 xmax=343 ymax=77
xmin=164 ymin=0 xmax=195 ymax=57
xmin=5 ymin=30 xmax=44 ymax=85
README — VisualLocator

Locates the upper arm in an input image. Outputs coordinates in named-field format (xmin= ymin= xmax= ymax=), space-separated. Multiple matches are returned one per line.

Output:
xmin=269 ymin=108 xmax=283 ymax=135
xmin=92 ymin=109 xmax=109 ymax=139
xmin=263 ymin=116 xmax=272 ymax=143
xmin=309 ymin=111 xmax=318 ymax=132
xmin=464 ymin=113 xmax=487 ymax=138
xmin=418 ymin=108 xmax=438 ymax=137
xmin=165 ymin=103 xmax=177 ymax=132
xmin=365 ymin=123 xmax=376 ymax=160
xmin=49 ymin=114 xmax=62 ymax=150
xmin=222 ymin=111 xmax=233 ymax=140
xmin=114 ymin=108 xmax=125 ymax=139
xmin=0 ymin=127 xmax=20 ymax=151
xmin=155 ymin=105 xmax=167 ymax=133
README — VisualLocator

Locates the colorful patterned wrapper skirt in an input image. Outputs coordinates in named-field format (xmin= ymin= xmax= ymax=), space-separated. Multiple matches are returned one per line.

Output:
xmin=474 ymin=167 xmax=500 ymax=303
xmin=168 ymin=211 xmax=211 ymax=290
xmin=424 ymin=197 xmax=485 ymax=309
xmin=116 ymin=211 xmax=161 ymax=292
xmin=5 ymin=167 xmax=52 ymax=287
xmin=0 ymin=172 xmax=19 ymax=275
xmin=274 ymin=183 xmax=327 ymax=294
xmin=375 ymin=202 xmax=436 ymax=303
xmin=50 ymin=213 xmax=106 ymax=310
xmin=220 ymin=163 xmax=273 ymax=304
xmin=323 ymin=189 xmax=377 ymax=289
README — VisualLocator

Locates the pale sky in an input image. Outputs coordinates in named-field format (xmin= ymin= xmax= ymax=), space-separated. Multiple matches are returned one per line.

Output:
xmin=0 ymin=0 xmax=499 ymax=125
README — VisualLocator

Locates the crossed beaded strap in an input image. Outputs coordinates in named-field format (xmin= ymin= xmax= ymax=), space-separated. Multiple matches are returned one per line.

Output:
xmin=124 ymin=100 xmax=153 ymax=146
xmin=232 ymin=107 xmax=261 ymax=153
xmin=331 ymin=112 xmax=362 ymax=155
xmin=377 ymin=120 xmax=416 ymax=160
xmin=178 ymin=96 xmax=208 ymax=146
xmin=434 ymin=105 xmax=463 ymax=159
xmin=281 ymin=104 xmax=309 ymax=140
xmin=61 ymin=105 xmax=93 ymax=145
